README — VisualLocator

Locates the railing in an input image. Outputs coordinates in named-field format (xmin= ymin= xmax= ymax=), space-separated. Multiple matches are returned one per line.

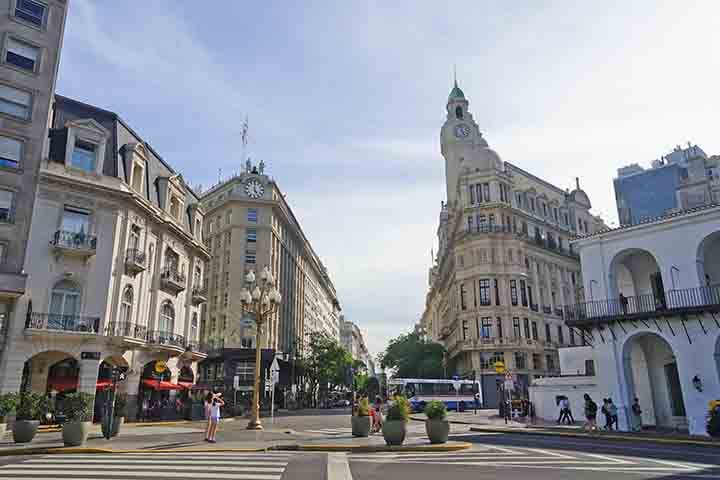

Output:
xmin=52 ymin=230 xmax=97 ymax=250
xmin=146 ymin=330 xmax=186 ymax=348
xmin=465 ymin=224 xmax=579 ymax=258
xmin=564 ymin=285 xmax=720 ymax=323
xmin=530 ymin=303 xmax=539 ymax=312
xmin=185 ymin=342 xmax=200 ymax=352
xmin=199 ymin=339 xmax=225 ymax=352
xmin=161 ymin=268 xmax=186 ymax=284
xmin=542 ymin=306 xmax=552 ymax=314
xmin=125 ymin=248 xmax=146 ymax=267
xmin=554 ymin=308 xmax=564 ymax=318
xmin=105 ymin=321 xmax=147 ymax=340
xmin=26 ymin=312 xmax=100 ymax=333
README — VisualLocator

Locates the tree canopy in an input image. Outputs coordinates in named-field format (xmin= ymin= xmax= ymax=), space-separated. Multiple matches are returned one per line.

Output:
xmin=379 ymin=332 xmax=445 ymax=378
xmin=303 ymin=331 xmax=354 ymax=404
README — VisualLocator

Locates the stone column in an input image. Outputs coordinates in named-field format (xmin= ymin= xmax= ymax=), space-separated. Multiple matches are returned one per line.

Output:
xmin=77 ymin=358 xmax=100 ymax=395
xmin=122 ymin=367 xmax=143 ymax=421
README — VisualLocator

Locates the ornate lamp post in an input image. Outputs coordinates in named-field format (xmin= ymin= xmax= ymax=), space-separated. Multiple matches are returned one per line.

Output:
xmin=240 ymin=265 xmax=282 ymax=430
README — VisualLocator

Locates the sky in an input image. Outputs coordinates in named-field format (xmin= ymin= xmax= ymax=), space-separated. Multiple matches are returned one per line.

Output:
xmin=57 ymin=1 xmax=720 ymax=359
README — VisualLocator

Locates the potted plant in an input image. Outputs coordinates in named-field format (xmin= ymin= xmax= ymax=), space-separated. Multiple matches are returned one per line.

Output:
xmin=424 ymin=400 xmax=450 ymax=444
xmin=13 ymin=392 xmax=42 ymax=443
xmin=62 ymin=392 xmax=94 ymax=446
xmin=101 ymin=393 xmax=127 ymax=438
xmin=382 ymin=395 xmax=410 ymax=446
xmin=351 ymin=397 xmax=372 ymax=437
xmin=0 ymin=393 xmax=18 ymax=438
xmin=707 ymin=400 xmax=720 ymax=438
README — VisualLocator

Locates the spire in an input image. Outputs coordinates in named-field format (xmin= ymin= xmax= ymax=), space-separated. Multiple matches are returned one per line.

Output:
xmin=453 ymin=64 xmax=457 ymax=88
xmin=448 ymin=68 xmax=465 ymax=102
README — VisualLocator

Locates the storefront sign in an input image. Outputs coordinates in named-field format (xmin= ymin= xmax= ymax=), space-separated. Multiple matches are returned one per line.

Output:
xmin=81 ymin=352 xmax=101 ymax=360
xmin=154 ymin=360 xmax=168 ymax=373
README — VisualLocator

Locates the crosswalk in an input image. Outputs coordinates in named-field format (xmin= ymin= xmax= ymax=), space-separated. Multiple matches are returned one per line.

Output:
xmin=349 ymin=446 xmax=716 ymax=476
xmin=304 ymin=423 xmax=428 ymax=437
xmin=0 ymin=452 xmax=294 ymax=480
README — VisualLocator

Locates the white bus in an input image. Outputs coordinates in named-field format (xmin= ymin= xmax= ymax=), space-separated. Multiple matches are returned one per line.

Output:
xmin=388 ymin=378 xmax=482 ymax=412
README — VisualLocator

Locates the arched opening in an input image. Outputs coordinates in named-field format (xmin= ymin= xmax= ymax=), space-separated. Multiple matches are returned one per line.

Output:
xmin=609 ymin=249 xmax=665 ymax=313
xmin=622 ymin=333 xmax=686 ymax=430
xmin=455 ymin=106 xmax=463 ymax=119
xmin=159 ymin=301 xmax=174 ymax=333
xmin=119 ymin=286 xmax=133 ymax=325
xmin=94 ymin=356 xmax=129 ymax=422
xmin=697 ymin=231 xmax=720 ymax=288
xmin=20 ymin=351 xmax=78 ymax=422
xmin=138 ymin=360 xmax=182 ymax=421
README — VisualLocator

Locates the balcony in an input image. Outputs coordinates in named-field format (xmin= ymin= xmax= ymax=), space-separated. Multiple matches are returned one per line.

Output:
xmin=554 ymin=308 xmax=564 ymax=318
xmin=26 ymin=312 xmax=100 ymax=335
xmin=542 ymin=305 xmax=552 ymax=315
xmin=105 ymin=321 xmax=147 ymax=345
xmin=182 ymin=342 xmax=208 ymax=361
xmin=146 ymin=330 xmax=186 ymax=353
xmin=160 ymin=268 xmax=186 ymax=294
xmin=51 ymin=230 xmax=97 ymax=260
xmin=564 ymin=285 xmax=720 ymax=326
xmin=191 ymin=286 xmax=208 ymax=305
xmin=124 ymin=249 xmax=146 ymax=276
xmin=530 ymin=303 xmax=539 ymax=312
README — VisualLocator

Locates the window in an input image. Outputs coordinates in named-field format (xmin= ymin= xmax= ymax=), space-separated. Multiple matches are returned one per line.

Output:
xmin=510 ymin=280 xmax=518 ymax=306
xmin=585 ymin=359 xmax=596 ymax=376
xmin=512 ymin=317 xmax=521 ymax=339
xmin=460 ymin=283 xmax=467 ymax=311
xmin=514 ymin=352 xmax=527 ymax=370
xmin=482 ymin=183 xmax=490 ymax=202
xmin=553 ymin=208 xmax=559 ymax=222
xmin=467 ymin=215 xmax=473 ymax=232
xmin=0 ymin=84 xmax=31 ymax=120
xmin=547 ymin=355 xmax=555 ymax=371
xmin=49 ymin=280 xmax=81 ymax=324
xmin=224 ymin=271 xmax=229 ymax=287
xmin=533 ymin=354 xmax=542 ymax=370
xmin=523 ymin=318 xmax=530 ymax=338
xmin=245 ymin=250 xmax=256 ymax=264
xmin=479 ymin=279 xmax=490 ymax=306
xmin=462 ymin=319 xmax=468 ymax=340
xmin=557 ymin=326 xmax=565 ymax=345
xmin=563 ymin=213 xmax=569 ymax=225
xmin=247 ymin=229 xmax=257 ymax=243
xmin=119 ymin=287 xmax=133 ymax=324
xmin=61 ymin=206 xmax=89 ymax=234
xmin=224 ymin=250 xmax=230 ymax=265
xmin=496 ymin=317 xmax=503 ymax=338
xmin=542 ymin=203 xmax=547 ymax=217
xmin=520 ymin=280 xmax=528 ymax=306
xmin=191 ymin=313 xmax=198 ymax=340
xmin=14 ymin=0 xmax=46 ymax=27
xmin=194 ymin=219 xmax=202 ymax=240
xmin=569 ymin=328 xmax=575 ymax=345
xmin=527 ymin=285 xmax=534 ymax=306
xmin=225 ymin=209 xmax=232 ymax=224
xmin=5 ymin=37 xmax=39 ymax=71
xmin=530 ymin=198 xmax=536 ymax=212
xmin=545 ymin=324 xmax=551 ymax=342
xmin=469 ymin=184 xmax=475 ymax=205
xmin=479 ymin=352 xmax=492 ymax=370
xmin=159 ymin=302 xmax=174 ymax=332
xmin=71 ymin=139 xmax=97 ymax=172
xmin=0 ymin=135 xmax=22 ymax=169
xmin=247 ymin=208 xmax=258 ymax=222
xmin=0 ymin=189 xmax=13 ymax=222
xmin=455 ymin=106 xmax=463 ymax=119
xmin=481 ymin=317 xmax=492 ymax=338
xmin=494 ymin=279 xmax=500 ymax=305
xmin=530 ymin=321 xmax=538 ymax=340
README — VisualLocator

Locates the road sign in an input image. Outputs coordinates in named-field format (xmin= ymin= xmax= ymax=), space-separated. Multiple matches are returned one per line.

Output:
xmin=494 ymin=361 xmax=506 ymax=374
xmin=504 ymin=380 xmax=515 ymax=391
xmin=270 ymin=357 xmax=280 ymax=383
xmin=154 ymin=360 xmax=168 ymax=374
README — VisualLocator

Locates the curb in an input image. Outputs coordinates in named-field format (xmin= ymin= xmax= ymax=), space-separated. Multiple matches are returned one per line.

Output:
xmin=467 ymin=426 xmax=720 ymax=447
xmin=0 ymin=446 xmax=272 ymax=456
xmin=277 ymin=442 xmax=472 ymax=453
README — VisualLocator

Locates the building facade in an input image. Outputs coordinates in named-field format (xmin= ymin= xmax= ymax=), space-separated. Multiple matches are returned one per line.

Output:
xmin=0 ymin=0 xmax=68 ymax=344
xmin=0 ymin=95 xmax=210 ymax=421
xmin=560 ymin=203 xmax=720 ymax=436
xmin=614 ymin=144 xmax=720 ymax=225
xmin=421 ymin=82 xmax=604 ymax=408
xmin=197 ymin=167 xmax=340 ymax=397
xmin=340 ymin=318 xmax=375 ymax=377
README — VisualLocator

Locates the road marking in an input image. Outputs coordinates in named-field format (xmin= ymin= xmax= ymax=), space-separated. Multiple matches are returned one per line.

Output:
xmin=26 ymin=459 xmax=288 ymax=466
xmin=327 ymin=452 xmax=354 ymax=480
xmin=13 ymin=464 xmax=286 ymax=473
xmin=583 ymin=453 xmax=634 ymax=464
xmin=0 ymin=471 xmax=281 ymax=480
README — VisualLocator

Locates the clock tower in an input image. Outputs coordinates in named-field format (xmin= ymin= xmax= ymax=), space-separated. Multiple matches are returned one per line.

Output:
xmin=440 ymin=80 xmax=488 ymax=205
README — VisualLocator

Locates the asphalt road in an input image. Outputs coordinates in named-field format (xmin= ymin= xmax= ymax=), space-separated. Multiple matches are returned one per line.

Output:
xmin=0 ymin=411 xmax=718 ymax=480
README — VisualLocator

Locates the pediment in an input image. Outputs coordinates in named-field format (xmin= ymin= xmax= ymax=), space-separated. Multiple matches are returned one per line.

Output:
xmin=65 ymin=118 xmax=110 ymax=137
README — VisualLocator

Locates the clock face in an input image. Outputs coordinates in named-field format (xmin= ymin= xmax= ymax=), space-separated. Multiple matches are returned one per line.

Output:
xmin=454 ymin=124 xmax=470 ymax=138
xmin=245 ymin=180 xmax=264 ymax=198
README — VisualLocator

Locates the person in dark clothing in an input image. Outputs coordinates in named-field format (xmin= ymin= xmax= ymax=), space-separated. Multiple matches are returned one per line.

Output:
xmin=583 ymin=393 xmax=598 ymax=432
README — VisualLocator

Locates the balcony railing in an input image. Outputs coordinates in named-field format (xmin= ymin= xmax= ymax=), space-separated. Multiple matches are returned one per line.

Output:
xmin=564 ymin=285 xmax=720 ymax=324
xmin=124 ymin=248 xmax=146 ymax=275
xmin=105 ymin=321 xmax=147 ymax=340
xmin=464 ymin=224 xmax=579 ymax=258
xmin=554 ymin=308 xmax=564 ymax=318
xmin=160 ymin=268 xmax=186 ymax=294
xmin=191 ymin=286 xmax=208 ymax=305
xmin=542 ymin=306 xmax=552 ymax=314
xmin=51 ymin=230 xmax=97 ymax=252
xmin=26 ymin=312 xmax=100 ymax=333
xmin=530 ymin=303 xmax=539 ymax=312
xmin=146 ymin=330 xmax=186 ymax=348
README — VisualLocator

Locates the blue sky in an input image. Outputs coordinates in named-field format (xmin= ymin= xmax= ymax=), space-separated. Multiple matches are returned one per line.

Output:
xmin=58 ymin=1 xmax=720 ymax=358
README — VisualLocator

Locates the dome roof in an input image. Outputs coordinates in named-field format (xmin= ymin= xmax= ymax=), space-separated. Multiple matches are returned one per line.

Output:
xmin=448 ymin=80 xmax=465 ymax=102
xmin=569 ymin=178 xmax=591 ymax=208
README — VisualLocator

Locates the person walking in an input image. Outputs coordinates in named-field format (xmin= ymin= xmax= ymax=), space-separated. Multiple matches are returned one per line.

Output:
xmin=557 ymin=397 xmax=574 ymax=424
xmin=207 ymin=393 xmax=224 ymax=443
xmin=583 ymin=394 xmax=598 ymax=432
xmin=601 ymin=398 xmax=611 ymax=430
xmin=607 ymin=398 xmax=618 ymax=430
xmin=631 ymin=397 xmax=643 ymax=432
xmin=204 ymin=392 xmax=214 ymax=441
xmin=372 ymin=396 xmax=384 ymax=433
xmin=474 ymin=392 xmax=480 ymax=414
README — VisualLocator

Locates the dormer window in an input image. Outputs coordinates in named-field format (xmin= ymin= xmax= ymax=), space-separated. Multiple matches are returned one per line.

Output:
xmin=455 ymin=106 xmax=463 ymax=119
xmin=63 ymin=119 xmax=109 ymax=175
xmin=169 ymin=196 xmax=181 ymax=220
xmin=131 ymin=162 xmax=144 ymax=192
xmin=71 ymin=140 xmax=97 ymax=172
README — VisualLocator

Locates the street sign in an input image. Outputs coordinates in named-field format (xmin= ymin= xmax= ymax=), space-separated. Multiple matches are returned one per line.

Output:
xmin=154 ymin=360 xmax=168 ymax=374
xmin=504 ymin=380 xmax=515 ymax=391
xmin=494 ymin=361 xmax=506 ymax=374
xmin=81 ymin=351 xmax=101 ymax=360
xmin=270 ymin=357 xmax=280 ymax=383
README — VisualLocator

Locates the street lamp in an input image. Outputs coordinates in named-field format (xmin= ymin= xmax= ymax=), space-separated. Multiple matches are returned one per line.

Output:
xmin=240 ymin=265 xmax=282 ymax=430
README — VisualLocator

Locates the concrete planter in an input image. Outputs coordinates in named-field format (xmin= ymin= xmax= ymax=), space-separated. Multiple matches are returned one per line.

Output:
xmin=101 ymin=416 xmax=125 ymax=438
xmin=351 ymin=415 xmax=372 ymax=437
xmin=425 ymin=419 xmax=450 ymax=444
xmin=62 ymin=421 xmax=91 ymax=446
xmin=0 ymin=423 xmax=5 ymax=438
xmin=12 ymin=420 xmax=39 ymax=443
xmin=382 ymin=420 xmax=407 ymax=446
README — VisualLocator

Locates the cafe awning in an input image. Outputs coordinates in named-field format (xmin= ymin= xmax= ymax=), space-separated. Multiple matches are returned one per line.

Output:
xmin=142 ymin=379 xmax=184 ymax=391
xmin=95 ymin=380 xmax=113 ymax=390
xmin=47 ymin=377 xmax=77 ymax=393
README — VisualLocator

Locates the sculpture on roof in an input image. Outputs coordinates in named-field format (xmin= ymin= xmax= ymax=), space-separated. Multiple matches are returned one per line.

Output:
xmin=245 ymin=158 xmax=252 ymax=173
xmin=259 ymin=159 xmax=265 ymax=174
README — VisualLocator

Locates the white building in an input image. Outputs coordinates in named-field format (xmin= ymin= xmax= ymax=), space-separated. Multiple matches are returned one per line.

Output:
xmin=532 ymin=203 xmax=720 ymax=435
xmin=340 ymin=318 xmax=375 ymax=376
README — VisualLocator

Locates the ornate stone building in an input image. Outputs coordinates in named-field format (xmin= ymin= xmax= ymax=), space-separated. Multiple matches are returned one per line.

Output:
xmin=421 ymin=82 xmax=604 ymax=407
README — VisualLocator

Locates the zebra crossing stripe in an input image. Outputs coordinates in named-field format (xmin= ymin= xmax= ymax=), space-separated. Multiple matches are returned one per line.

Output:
xmin=0 ymin=472 xmax=282 ymax=480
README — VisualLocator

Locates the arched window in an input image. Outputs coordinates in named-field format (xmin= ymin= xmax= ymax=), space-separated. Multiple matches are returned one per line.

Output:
xmin=119 ymin=286 xmax=133 ymax=324
xmin=191 ymin=312 xmax=198 ymax=340
xmin=49 ymin=280 xmax=81 ymax=319
xmin=159 ymin=302 xmax=174 ymax=333
xmin=455 ymin=106 xmax=463 ymax=119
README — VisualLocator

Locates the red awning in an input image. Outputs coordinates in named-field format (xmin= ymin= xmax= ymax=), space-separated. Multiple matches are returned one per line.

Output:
xmin=142 ymin=379 xmax=184 ymax=391
xmin=96 ymin=380 xmax=113 ymax=390
xmin=47 ymin=377 xmax=78 ymax=393
xmin=178 ymin=381 xmax=193 ymax=390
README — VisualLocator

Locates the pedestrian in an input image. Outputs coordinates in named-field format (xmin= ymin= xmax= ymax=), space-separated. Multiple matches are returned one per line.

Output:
xmin=474 ymin=392 xmax=480 ymax=414
xmin=583 ymin=393 xmax=598 ymax=432
xmin=608 ymin=398 xmax=618 ymax=430
xmin=563 ymin=399 xmax=575 ymax=424
xmin=630 ymin=397 xmax=643 ymax=432
xmin=207 ymin=393 xmax=224 ymax=443
xmin=372 ymin=396 xmax=383 ymax=433
xmin=204 ymin=392 xmax=214 ymax=441
xmin=601 ymin=398 xmax=611 ymax=430
xmin=557 ymin=397 xmax=571 ymax=424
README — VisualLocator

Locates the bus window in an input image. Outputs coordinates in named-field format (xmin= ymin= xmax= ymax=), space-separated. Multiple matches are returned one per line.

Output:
xmin=460 ymin=384 xmax=476 ymax=395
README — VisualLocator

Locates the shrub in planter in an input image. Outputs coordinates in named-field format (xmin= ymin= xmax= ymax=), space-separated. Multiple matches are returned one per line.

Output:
xmin=0 ymin=393 xmax=18 ymax=438
xmin=13 ymin=392 xmax=43 ymax=443
xmin=424 ymin=400 xmax=450 ymax=444
xmin=382 ymin=395 xmax=410 ymax=446
xmin=62 ymin=392 xmax=94 ymax=446
xmin=708 ymin=400 xmax=720 ymax=438
xmin=352 ymin=397 xmax=372 ymax=437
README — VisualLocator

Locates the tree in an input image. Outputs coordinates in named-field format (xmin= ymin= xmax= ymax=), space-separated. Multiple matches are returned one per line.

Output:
xmin=304 ymin=331 xmax=353 ymax=407
xmin=379 ymin=332 xmax=445 ymax=379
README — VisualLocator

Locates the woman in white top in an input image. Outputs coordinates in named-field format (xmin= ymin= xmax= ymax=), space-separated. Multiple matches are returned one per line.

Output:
xmin=207 ymin=393 xmax=225 ymax=443
xmin=204 ymin=392 xmax=214 ymax=441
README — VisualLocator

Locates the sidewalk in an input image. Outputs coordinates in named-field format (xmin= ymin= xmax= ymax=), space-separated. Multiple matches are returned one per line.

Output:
xmin=410 ymin=409 xmax=720 ymax=447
